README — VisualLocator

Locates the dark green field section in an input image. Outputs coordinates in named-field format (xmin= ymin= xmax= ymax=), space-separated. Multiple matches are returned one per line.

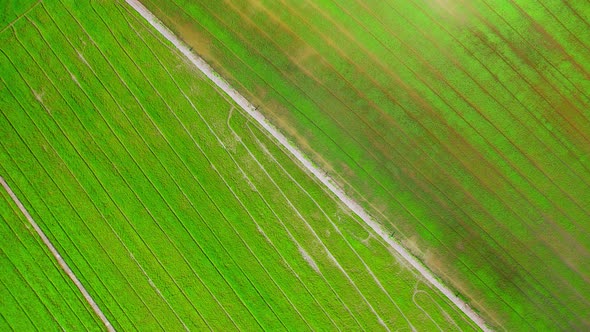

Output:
xmin=0 ymin=181 xmax=102 ymax=331
xmin=141 ymin=0 xmax=590 ymax=330
xmin=0 ymin=0 xmax=477 ymax=330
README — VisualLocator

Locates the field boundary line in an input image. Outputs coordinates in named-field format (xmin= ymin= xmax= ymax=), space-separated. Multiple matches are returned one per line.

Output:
xmin=125 ymin=1 xmax=491 ymax=330
xmin=0 ymin=176 xmax=115 ymax=332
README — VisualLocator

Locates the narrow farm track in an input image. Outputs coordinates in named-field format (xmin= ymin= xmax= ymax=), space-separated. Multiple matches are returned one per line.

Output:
xmin=0 ymin=0 xmax=41 ymax=34
xmin=0 ymin=177 xmax=114 ymax=332
xmin=125 ymin=0 xmax=490 ymax=330
xmin=102 ymin=1 xmax=468 ymax=328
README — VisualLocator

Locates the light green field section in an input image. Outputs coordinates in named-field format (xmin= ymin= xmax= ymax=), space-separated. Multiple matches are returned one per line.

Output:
xmin=0 ymin=180 xmax=102 ymax=331
xmin=140 ymin=0 xmax=590 ymax=330
xmin=0 ymin=0 xmax=477 ymax=330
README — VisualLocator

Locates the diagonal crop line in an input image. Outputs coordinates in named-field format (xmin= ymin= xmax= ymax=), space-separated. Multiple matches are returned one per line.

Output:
xmin=0 ymin=176 xmax=115 ymax=332
xmin=0 ymin=0 xmax=41 ymax=34
xmin=125 ymin=0 xmax=492 ymax=331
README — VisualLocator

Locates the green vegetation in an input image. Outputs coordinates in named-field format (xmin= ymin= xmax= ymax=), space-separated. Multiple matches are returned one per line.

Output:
xmin=0 ymin=0 xmax=477 ymax=330
xmin=141 ymin=0 xmax=590 ymax=330
xmin=0 ymin=0 xmax=37 ymax=32
xmin=0 ymin=181 xmax=101 ymax=331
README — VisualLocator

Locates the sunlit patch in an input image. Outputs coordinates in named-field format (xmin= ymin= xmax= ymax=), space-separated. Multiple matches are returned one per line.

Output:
xmin=424 ymin=0 xmax=471 ymax=25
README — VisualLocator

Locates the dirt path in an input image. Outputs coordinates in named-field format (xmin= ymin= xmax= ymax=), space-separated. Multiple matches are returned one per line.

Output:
xmin=0 ymin=176 xmax=115 ymax=332
xmin=125 ymin=1 xmax=491 ymax=330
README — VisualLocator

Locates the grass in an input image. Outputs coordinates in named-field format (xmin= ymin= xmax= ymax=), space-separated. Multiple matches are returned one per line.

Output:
xmin=140 ymin=0 xmax=590 ymax=330
xmin=0 ymin=173 xmax=102 ymax=331
xmin=0 ymin=0 xmax=477 ymax=330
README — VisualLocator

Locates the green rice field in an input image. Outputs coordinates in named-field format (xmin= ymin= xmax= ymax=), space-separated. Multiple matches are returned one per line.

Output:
xmin=139 ymin=0 xmax=590 ymax=330
xmin=0 ymin=180 xmax=101 ymax=330
xmin=0 ymin=0 xmax=483 ymax=330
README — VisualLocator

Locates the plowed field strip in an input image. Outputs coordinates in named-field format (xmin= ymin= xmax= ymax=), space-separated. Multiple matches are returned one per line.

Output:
xmin=0 ymin=69 xmax=175 ymax=330
xmin=0 ymin=131 xmax=136 ymax=331
xmin=36 ymin=5 xmax=257 ymax=329
xmin=8 ymin=21 xmax=204 ymax=330
xmin=36 ymin=4 xmax=257 ymax=329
